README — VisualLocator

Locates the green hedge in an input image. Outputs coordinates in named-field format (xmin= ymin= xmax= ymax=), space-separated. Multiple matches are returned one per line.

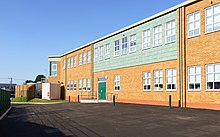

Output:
xmin=0 ymin=89 xmax=11 ymax=116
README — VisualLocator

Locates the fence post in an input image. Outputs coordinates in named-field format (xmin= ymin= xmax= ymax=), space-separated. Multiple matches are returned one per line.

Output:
xmin=78 ymin=95 xmax=80 ymax=103
xmin=169 ymin=95 xmax=172 ymax=108
xmin=113 ymin=95 xmax=116 ymax=106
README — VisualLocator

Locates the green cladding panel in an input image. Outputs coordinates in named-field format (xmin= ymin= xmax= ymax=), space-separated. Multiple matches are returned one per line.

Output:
xmin=94 ymin=11 xmax=178 ymax=72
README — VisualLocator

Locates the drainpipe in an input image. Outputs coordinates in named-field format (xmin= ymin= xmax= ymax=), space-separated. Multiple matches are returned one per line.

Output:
xmin=179 ymin=7 xmax=183 ymax=108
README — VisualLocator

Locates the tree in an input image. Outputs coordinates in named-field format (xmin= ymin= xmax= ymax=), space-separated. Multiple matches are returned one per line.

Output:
xmin=25 ymin=80 xmax=34 ymax=84
xmin=34 ymin=75 xmax=46 ymax=83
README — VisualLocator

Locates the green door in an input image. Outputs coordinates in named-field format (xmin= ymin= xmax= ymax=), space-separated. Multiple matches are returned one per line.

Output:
xmin=98 ymin=82 xmax=106 ymax=100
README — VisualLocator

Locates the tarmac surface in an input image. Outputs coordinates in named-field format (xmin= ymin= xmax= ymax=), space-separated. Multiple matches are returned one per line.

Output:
xmin=1 ymin=103 xmax=220 ymax=137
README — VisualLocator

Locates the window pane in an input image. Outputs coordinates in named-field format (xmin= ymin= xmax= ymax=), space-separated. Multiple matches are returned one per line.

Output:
xmin=195 ymin=12 xmax=200 ymax=20
xmin=189 ymin=75 xmax=195 ymax=82
xmin=195 ymin=83 xmax=200 ymax=89
xmin=189 ymin=83 xmax=195 ymax=89
xmin=214 ymin=14 xmax=220 ymax=23
xmin=214 ymin=82 xmax=220 ymax=89
xmin=215 ymin=73 xmax=220 ymax=81
xmin=196 ymin=75 xmax=200 ymax=83
xmin=172 ymin=84 xmax=176 ymax=90
xmin=206 ymin=8 xmax=212 ymax=16
xmin=195 ymin=66 xmax=201 ymax=74
xmin=213 ymin=5 xmax=220 ymax=14
xmin=189 ymin=67 xmax=195 ymax=75
xmin=167 ymin=84 xmax=171 ymax=89
xmin=214 ymin=22 xmax=220 ymax=31
xmin=207 ymin=82 xmax=213 ymax=89
xmin=207 ymin=65 xmax=214 ymax=73
xmin=207 ymin=74 xmax=214 ymax=81
xmin=188 ymin=14 xmax=194 ymax=22
xmin=206 ymin=16 xmax=213 ymax=25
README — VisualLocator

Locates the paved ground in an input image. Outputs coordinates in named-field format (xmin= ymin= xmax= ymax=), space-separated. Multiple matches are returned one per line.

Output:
xmin=1 ymin=103 xmax=220 ymax=137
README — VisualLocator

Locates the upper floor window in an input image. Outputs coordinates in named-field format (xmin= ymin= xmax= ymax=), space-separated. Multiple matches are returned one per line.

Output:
xmin=67 ymin=58 xmax=70 ymax=69
xmin=143 ymin=72 xmax=151 ymax=91
xmin=166 ymin=20 xmax=176 ymax=43
xmin=87 ymin=50 xmax=91 ymax=63
xmin=83 ymin=52 xmax=87 ymax=64
xmin=154 ymin=25 xmax=163 ymax=47
xmin=122 ymin=37 xmax=128 ymax=55
xmin=188 ymin=11 xmax=200 ymax=37
xmin=105 ymin=43 xmax=110 ymax=59
xmin=130 ymin=34 xmax=136 ymax=53
xmin=94 ymin=47 xmax=99 ymax=62
xmin=143 ymin=29 xmax=151 ymax=49
xmin=100 ymin=46 xmax=104 ymax=60
xmin=73 ymin=56 xmax=76 ymax=67
xmin=63 ymin=59 xmax=66 ymax=69
xmin=79 ymin=54 xmax=82 ymax=65
xmin=114 ymin=40 xmax=120 ymax=56
xmin=205 ymin=4 xmax=220 ymax=33
xmin=114 ymin=75 xmax=120 ymax=91
xmin=166 ymin=68 xmax=176 ymax=90
xmin=206 ymin=63 xmax=220 ymax=90
xmin=188 ymin=66 xmax=201 ymax=90
xmin=154 ymin=70 xmax=163 ymax=91
xmin=71 ymin=57 xmax=73 ymax=68
xmin=49 ymin=61 xmax=57 ymax=76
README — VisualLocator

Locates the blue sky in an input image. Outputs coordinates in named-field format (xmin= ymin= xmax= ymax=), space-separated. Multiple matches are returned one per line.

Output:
xmin=0 ymin=0 xmax=185 ymax=84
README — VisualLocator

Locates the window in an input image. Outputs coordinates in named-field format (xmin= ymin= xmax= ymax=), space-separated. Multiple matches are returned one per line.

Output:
xmin=166 ymin=68 xmax=176 ymax=90
xmin=166 ymin=20 xmax=176 ymax=43
xmin=71 ymin=57 xmax=73 ymax=68
xmin=105 ymin=43 xmax=110 ymax=59
xmin=100 ymin=46 xmax=104 ymax=60
xmin=63 ymin=59 xmax=66 ymax=69
xmin=83 ymin=79 xmax=87 ymax=91
xmin=70 ymin=81 xmax=73 ymax=91
xmin=130 ymin=34 xmax=136 ymax=53
xmin=87 ymin=50 xmax=91 ymax=63
xmin=114 ymin=75 xmax=120 ymax=91
xmin=67 ymin=80 xmax=70 ymax=91
xmin=122 ymin=37 xmax=128 ymax=55
xmin=87 ymin=79 xmax=91 ymax=91
xmin=94 ymin=47 xmax=99 ymax=62
xmin=67 ymin=58 xmax=70 ymax=68
xmin=205 ymin=4 xmax=220 ymax=33
xmin=143 ymin=72 xmax=151 ymax=91
xmin=143 ymin=29 xmax=151 ymax=49
xmin=73 ymin=56 xmax=76 ymax=67
xmin=206 ymin=63 xmax=220 ymax=90
xmin=188 ymin=66 xmax=201 ymax=90
xmin=154 ymin=25 xmax=163 ymax=47
xmin=78 ymin=80 xmax=82 ymax=91
xmin=114 ymin=40 xmax=120 ymax=56
xmin=79 ymin=54 xmax=82 ymax=65
xmin=83 ymin=52 xmax=86 ymax=64
xmin=50 ymin=62 xmax=57 ymax=76
xmin=154 ymin=70 xmax=163 ymax=91
xmin=73 ymin=80 xmax=77 ymax=91
xmin=188 ymin=11 xmax=200 ymax=37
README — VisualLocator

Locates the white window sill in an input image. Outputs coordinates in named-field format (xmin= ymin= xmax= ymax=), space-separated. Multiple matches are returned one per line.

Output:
xmin=206 ymin=89 xmax=220 ymax=92
xmin=165 ymin=40 xmax=176 ymax=45
xmin=166 ymin=90 xmax=177 ymax=92
xmin=114 ymin=90 xmax=120 ymax=92
xmin=188 ymin=89 xmax=201 ymax=92
xmin=187 ymin=34 xmax=200 ymax=39
xmin=142 ymin=47 xmax=150 ymax=50
xmin=205 ymin=29 xmax=220 ymax=35
xmin=143 ymin=90 xmax=151 ymax=92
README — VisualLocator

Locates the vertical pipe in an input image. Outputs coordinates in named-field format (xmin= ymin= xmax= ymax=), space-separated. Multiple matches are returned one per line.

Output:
xmin=78 ymin=95 xmax=80 ymax=103
xmin=179 ymin=7 xmax=183 ymax=108
xmin=68 ymin=96 xmax=70 ymax=103
xmin=169 ymin=95 xmax=172 ymax=108
xmin=113 ymin=95 xmax=115 ymax=106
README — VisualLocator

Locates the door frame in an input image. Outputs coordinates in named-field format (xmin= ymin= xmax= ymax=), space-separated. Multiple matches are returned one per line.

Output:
xmin=97 ymin=81 xmax=106 ymax=100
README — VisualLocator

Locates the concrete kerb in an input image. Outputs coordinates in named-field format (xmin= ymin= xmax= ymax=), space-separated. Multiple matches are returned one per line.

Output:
xmin=0 ymin=106 xmax=12 ymax=121
xmin=11 ymin=102 xmax=66 ymax=105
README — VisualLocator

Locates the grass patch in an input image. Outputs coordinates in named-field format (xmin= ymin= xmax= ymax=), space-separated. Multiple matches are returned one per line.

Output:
xmin=11 ymin=97 xmax=66 ymax=103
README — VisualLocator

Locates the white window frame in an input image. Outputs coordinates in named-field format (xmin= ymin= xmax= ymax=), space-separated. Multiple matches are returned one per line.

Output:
xmin=154 ymin=70 xmax=163 ymax=91
xmin=142 ymin=29 xmax=151 ymax=49
xmin=87 ymin=50 xmax=91 ymax=63
xmin=78 ymin=80 xmax=82 ymax=91
xmin=114 ymin=75 xmax=120 ymax=91
xmin=143 ymin=72 xmax=151 ymax=91
xmin=188 ymin=66 xmax=201 ymax=91
xmin=63 ymin=59 xmax=66 ymax=69
xmin=67 ymin=58 xmax=70 ymax=69
xmin=87 ymin=78 xmax=91 ymax=91
xmin=165 ymin=20 xmax=176 ymax=44
xmin=105 ymin=43 xmax=110 ymax=59
xmin=129 ymin=34 xmax=136 ymax=53
xmin=154 ymin=25 xmax=163 ymax=47
xmin=79 ymin=54 xmax=82 ymax=65
xmin=187 ymin=11 xmax=200 ymax=38
xmin=94 ymin=47 xmax=99 ymax=62
xmin=83 ymin=52 xmax=86 ymax=64
xmin=166 ymin=68 xmax=177 ymax=91
xmin=83 ymin=79 xmax=87 ymax=91
xmin=100 ymin=46 xmax=104 ymax=60
xmin=122 ymin=37 xmax=128 ymax=55
xmin=73 ymin=80 xmax=77 ymax=91
xmin=73 ymin=56 xmax=76 ymax=67
xmin=205 ymin=4 xmax=220 ymax=33
xmin=206 ymin=63 xmax=220 ymax=90
xmin=114 ymin=40 xmax=120 ymax=56
xmin=52 ymin=63 xmax=57 ymax=72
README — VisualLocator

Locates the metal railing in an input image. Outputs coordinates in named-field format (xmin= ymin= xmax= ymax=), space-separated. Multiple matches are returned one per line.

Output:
xmin=0 ymin=89 xmax=11 ymax=116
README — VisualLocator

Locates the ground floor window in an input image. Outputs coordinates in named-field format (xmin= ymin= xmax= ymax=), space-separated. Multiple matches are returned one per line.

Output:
xmin=206 ymin=63 xmax=220 ymax=90
xmin=166 ymin=68 xmax=176 ymax=90
xmin=87 ymin=79 xmax=91 ymax=91
xmin=114 ymin=75 xmax=120 ymax=91
xmin=73 ymin=80 xmax=77 ymax=91
xmin=78 ymin=80 xmax=82 ymax=91
xmin=188 ymin=66 xmax=201 ymax=90
xmin=70 ymin=81 xmax=73 ymax=91
xmin=143 ymin=72 xmax=151 ymax=91
xmin=83 ymin=79 xmax=87 ymax=91
xmin=154 ymin=70 xmax=163 ymax=91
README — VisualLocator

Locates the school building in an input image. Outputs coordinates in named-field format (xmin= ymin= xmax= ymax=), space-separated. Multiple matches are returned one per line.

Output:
xmin=48 ymin=0 xmax=220 ymax=110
